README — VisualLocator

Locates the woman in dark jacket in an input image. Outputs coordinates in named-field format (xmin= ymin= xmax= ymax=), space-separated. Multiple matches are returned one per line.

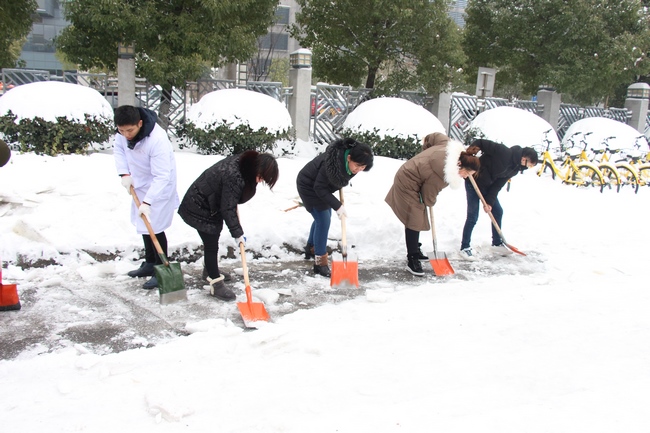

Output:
xmin=460 ymin=139 xmax=538 ymax=259
xmin=296 ymin=138 xmax=374 ymax=277
xmin=178 ymin=150 xmax=279 ymax=301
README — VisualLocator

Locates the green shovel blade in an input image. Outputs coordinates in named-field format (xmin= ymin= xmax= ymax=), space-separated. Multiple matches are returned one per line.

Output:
xmin=154 ymin=262 xmax=186 ymax=295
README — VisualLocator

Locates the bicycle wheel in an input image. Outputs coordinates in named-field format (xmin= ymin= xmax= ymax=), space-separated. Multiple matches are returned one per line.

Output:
xmin=638 ymin=164 xmax=650 ymax=187
xmin=598 ymin=164 xmax=621 ymax=192
xmin=616 ymin=164 xmax=640 ymax=194
xmin=573 ymin=163 xmax=605 ymax=193
xmin=537 ymin=160 xmax=557 ymax=180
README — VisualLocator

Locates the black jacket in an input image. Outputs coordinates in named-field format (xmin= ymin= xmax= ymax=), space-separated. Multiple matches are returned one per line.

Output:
xmin=178 ymin=151 xmax=260 ymax=236
xmin=296 ymin=140 xmax=356 ymax=212
xmin=470 ymin=139 xmax=524 ymax=205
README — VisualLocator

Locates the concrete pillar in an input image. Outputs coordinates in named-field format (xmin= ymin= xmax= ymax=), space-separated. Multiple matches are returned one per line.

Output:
xmin=117 ymin=56 xmax=136 ymax=107
xmin=288 ymin=49 xmax=313 ymax=142
xmin=427 ymin=92 xmax=452 ymax=133
xmin=536 ymin=89 xmax=561 ymax=130
xmin=624 ymin=83 xmax=650 ymax=134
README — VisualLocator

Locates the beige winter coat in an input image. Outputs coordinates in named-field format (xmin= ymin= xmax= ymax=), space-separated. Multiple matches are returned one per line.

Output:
xmin=385 ymin=139 xmax=466 ymax=231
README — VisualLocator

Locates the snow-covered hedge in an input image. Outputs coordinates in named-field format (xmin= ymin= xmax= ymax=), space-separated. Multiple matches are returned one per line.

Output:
xmin=178 ymin=89 xmax=293 ymax=155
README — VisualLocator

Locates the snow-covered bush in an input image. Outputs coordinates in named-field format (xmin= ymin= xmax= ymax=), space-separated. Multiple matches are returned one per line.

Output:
xmin=0 ymin=81 xmax=114 ymax=155
xmin=341 ymin=97 xmax=445 ymax=160
xmin=0 ymin=111 xmax=113 ymax=155
xmin=178 ymin=88 xmax=293 ymax=155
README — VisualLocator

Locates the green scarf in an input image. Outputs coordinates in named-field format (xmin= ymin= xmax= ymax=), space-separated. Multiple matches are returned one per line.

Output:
xmin=344 ymin=149 xmax=352 ymax=175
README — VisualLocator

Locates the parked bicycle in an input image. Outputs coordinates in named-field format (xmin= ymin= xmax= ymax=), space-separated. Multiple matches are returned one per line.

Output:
xmin=537 ymin=129 xmax=605 ymax=192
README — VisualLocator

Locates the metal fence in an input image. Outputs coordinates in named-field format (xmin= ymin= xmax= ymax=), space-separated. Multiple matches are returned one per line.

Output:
xmin=0 ymin=67 xmax=644 ymax=145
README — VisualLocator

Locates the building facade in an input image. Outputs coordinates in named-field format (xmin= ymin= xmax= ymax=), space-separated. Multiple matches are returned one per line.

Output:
xmin=19 ymin=0 xmax=68 ymax=74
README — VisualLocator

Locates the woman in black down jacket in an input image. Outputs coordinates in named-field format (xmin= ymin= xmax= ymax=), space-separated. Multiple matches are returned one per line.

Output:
xmin=459 ymin=139 xmax=538 ymax=259
xmin=178 ymin=150 xmax=279 ymax=301
xmin=296 ymin=138 xmax=374 ymax=277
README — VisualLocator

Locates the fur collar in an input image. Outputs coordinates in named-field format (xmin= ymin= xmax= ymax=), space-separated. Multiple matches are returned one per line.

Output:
xmin=443 ymin=139 xmax=466 ymax=189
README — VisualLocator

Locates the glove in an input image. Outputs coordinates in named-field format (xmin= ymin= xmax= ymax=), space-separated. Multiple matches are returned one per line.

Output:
xmin=138 ymin=203 xmax=151 ymax=219
xmin=236 ymin=236 xmax=246 ymax=247
xmin=336 ymin=205 xmax=347 ymax=220
xmin=120 ymin=175 xmax=133 ymax=193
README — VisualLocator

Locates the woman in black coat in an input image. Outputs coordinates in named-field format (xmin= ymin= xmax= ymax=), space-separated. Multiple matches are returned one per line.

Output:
xmin=178 ymin=150 xmax=279 ymax=301
xmin=296 ymin=138 xmax=374 ymax=277
xmin=459 ymin=139 xmax=538 ymax=259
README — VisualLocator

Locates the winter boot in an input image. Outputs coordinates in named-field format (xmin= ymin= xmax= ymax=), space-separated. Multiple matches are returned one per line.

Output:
xmin=142 ymin=276 xmax=158 ymax=290
xmin=208 ymin=274 xmax=236 ymax=301
xmin=202 ymin=266 xmax=231 ymax=282
xmin=313 ymin=253 xmax=331 ymax=278
xmin=304 ymin=243 xmax=315 ymax=260
xmin=128 ymin=262 xmax=155 ymax=278
xmin=406 ymin=254 xmax=425 ymax=277
xmin=0 ymin=283 xmax=21 ymax=311
xmin=415 ymin=243 xmax=428 ymax=261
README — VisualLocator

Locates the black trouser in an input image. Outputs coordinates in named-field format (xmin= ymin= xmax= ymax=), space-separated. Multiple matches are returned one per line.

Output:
xmin=143 ymin=232 xmax=168 ymax=265
xmin=405 ymin=227 xmax=420 ymax=256
xmin=198 ymin=228 xmax=222 ymax=280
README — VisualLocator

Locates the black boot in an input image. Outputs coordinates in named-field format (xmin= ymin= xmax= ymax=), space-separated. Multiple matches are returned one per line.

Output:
xmin=406 ymin=254 xmax=425 ymax=276
xmin=313 ymin=253 xmax=331 ymax=277
xmin=142 ymin=276 xmax=158 ymax=289
xmin=128 ymin=262 xmax=155 ymax=278
xmin=415 ymin=243 xmax=428 ymax=261
xmin=304 ymin=243 xmax=315 ymax=260
xmin=208 ymin=275 xmax=236 ymax=301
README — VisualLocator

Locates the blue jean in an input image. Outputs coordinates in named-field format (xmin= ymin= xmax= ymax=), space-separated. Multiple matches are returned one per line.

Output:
xmin=307 ymin=208 xmax=332 ymax=256
xmin=460 ymin=180 xmax=503 ymax=249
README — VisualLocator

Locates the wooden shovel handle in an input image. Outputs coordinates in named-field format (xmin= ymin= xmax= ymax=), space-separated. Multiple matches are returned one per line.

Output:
xmin=129 ymin=186 xmax=168 ymax=265
xmin=428 ymin=206 xmax=438 ymax=256
xmin=338 ymin=189 xmax=347 ymax=257
xmin=467 ymin=175 xmax=506 ymax=242
xmin=239 ymin=241 xmax=250 ymax=288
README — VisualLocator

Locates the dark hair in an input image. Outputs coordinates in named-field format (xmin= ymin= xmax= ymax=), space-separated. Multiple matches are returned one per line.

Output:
xmin=459 ymin=151 xmax=480 ymax=172
xmin=256 ymin=153 xmax=279 ymax=189
xmin=343 ymin=138 xmax=374 ymax=171
xmin=522 ymin=147 xmax=539 ymax=165
xmin=114 ymin=105 xmax=141 ymax=126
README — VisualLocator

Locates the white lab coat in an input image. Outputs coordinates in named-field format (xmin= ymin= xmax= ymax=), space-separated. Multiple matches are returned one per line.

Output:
xmin=113 ymin=124 xmax=180 ymax=234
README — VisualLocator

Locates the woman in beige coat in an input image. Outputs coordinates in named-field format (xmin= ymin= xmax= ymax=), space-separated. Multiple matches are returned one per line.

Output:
xmin=385 ymin=133 xmax=480 ymax=276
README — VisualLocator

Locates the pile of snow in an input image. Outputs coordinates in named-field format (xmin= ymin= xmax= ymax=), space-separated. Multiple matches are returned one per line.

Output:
xmin=186 ymin=88 xmax=292 ymax=134
xmin=342 ymin=96 xmax=446 ymax=140
xmin=469 ymin=106 xmax=560 ymax=151
xmin=562 ymin=117 xmax=648 ymax=152
xmin=0 ymin=81 xmax=114 ymax=122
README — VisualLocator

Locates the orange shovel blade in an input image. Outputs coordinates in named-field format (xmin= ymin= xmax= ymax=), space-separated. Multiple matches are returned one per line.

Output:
xmin=505 ymin=243 xmax=526 ymax=256
xmin=427 ymin=253 xmax=455 ymax=276
xmin=237 ymin=285 xmax=269 ymax=327
xmin=330 ymin=257 xmax=359 ymax=287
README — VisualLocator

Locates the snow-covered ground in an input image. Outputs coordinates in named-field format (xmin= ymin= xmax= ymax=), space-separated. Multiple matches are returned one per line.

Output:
xmin=1 ymin=85 xmax=649 ymax=432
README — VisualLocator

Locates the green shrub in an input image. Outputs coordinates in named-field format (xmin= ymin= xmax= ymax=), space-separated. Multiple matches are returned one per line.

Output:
xmin=177 ymin=117 xmax=292 ymax=155
xmin=339 ymin=127 xmax=421 ymax=160
xmin=462 ymin=126 xmax=488 ymax=146
xmin=0 ymin=110 xmax=113 ymax=156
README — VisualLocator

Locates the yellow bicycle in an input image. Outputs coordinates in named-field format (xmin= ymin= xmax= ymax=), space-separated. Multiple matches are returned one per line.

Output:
xmin=537 ymin=130 xmax=605 ymax=192
xmin=568 ymin=132 xmax=622 ymax=193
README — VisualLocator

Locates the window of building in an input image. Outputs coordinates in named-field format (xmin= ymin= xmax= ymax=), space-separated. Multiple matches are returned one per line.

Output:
xmin=260 ymin=33 xmax=289 ymax=51
xmin=275 ymin=6 xmax=290 ymax=25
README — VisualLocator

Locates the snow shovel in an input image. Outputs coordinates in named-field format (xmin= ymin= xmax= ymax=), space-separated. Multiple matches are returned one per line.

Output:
xmin=237 ymin=241 xmax=270 ymax=327
xmin=426 ymin=206 xmax=455 ymax=276
xmin=130 ymin=187 xmax=187 ymax=304
xmin=0 ymin=258 xmax=20 ymax=311
xmin=330 ymin=189 xmax=359 ymax=288
xmin=467 ymin=175 xmax=526 ymax=256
